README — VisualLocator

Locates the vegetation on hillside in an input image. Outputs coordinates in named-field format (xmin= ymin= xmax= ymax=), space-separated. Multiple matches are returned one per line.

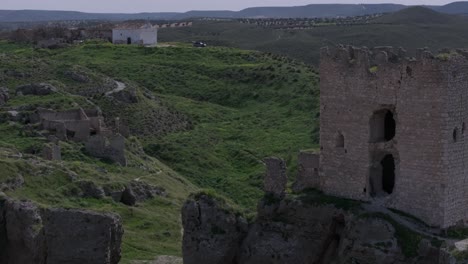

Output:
xmin=160 ymin=7 xmax=468 ymax=65
xmin=0 ymin=40 xmax=319 ymax=261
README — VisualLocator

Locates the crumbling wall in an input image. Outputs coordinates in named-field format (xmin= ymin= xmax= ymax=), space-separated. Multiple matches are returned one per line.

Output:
xmin=263 ymin=157 xmax=287 ymax=197
xmin=85 ymin=134 xmax=127 ymax=166
xmin=319 ymin=45 xmax=468 ymax=227
xmin=293 ymin=151 xmax=320 ymax=192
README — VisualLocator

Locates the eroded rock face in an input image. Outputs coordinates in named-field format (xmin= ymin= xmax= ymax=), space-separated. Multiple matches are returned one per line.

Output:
xmin=4 ymin=200 xmax=46 ymax=264
xmin=182 ymin=194 xmax=248 ymax=264
xmin=0 ymin=198 xmax=123 ymax=264
xmin=120 ymin=180 xmax=166 ymax=206
xmin=239 ymin=199 xmax=347 ymax=264
xmin=182 ymin=192 xmax=454 ymax=264
xmin=44 ymin=208 xmax=123 ymax=264
xmin=16 ymin=83 xmax=58 ymax=96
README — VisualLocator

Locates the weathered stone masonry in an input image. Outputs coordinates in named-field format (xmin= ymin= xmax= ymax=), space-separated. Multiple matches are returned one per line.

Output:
xmin=318 ymin=45 xmax=468 ymax=228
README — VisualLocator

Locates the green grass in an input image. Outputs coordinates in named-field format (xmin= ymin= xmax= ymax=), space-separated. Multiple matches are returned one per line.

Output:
xmin=159 ymin=18 xmax=468 ymax=65
xmin=0 ymin=40 xmax=320 ymax=260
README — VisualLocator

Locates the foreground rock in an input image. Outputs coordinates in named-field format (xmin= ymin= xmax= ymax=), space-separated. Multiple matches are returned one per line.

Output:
xmin=182 ymin=189 xmax=460 ymax=264
xmin=0 ymin=198 xmax=123 ymax=264
xmin=16 ymin=83 xmax=58 ymax=96
xmin=182 ymin=193 xmax=248 ymax=264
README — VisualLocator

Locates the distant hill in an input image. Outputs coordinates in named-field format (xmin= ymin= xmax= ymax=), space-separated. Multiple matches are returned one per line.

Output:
xmin=374 ymin=6 xmax=465 ymax=24
xmin=433 ymin=1 xmax=468 ymax=14
xmin=0 ymin=10 xmax=178 ymax=22
xmin=1 ymin=2 xmax=468 ymax=22
xmin=160 ymin=6 xmax=468 ymax=66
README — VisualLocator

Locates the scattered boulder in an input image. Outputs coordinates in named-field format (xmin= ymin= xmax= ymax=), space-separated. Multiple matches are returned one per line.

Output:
xmin=182 ymin=193 xmax=248 ymax=264
xmin=0 ymin=87 xmax=9 ymax=105
xmin=0 ymin=198 xmax=123 ymax=264
xmin=76 ymin=180 xmax=105 ymax=199
xmin=111 ymin=87 xmax=138 ymax=104
xmin=4 ymin=70 xmax=31 ymax=78
xmin=103 ymin=183 xmax=126 ymax=203
xmin=263 ymin=157 xmax=287 ymax=197
xmin=120 ymin=180 xmax=166 ymax=206
xmin=16 ymin=83 xmax=57 ymax=96
xmin=64 ymin=71 xmax=90 ymax=83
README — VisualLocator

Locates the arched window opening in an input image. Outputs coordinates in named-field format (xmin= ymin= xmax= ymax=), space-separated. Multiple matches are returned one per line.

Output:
xmin=370 ymin=109 xmax=396 ymax=143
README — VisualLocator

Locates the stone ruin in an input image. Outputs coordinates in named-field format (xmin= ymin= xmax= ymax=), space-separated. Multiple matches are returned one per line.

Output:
xmin=286 ymin=45 xmax=468 ymax=228
xmin=263 ymin=157 xmax=288 ymax=197
xmin=37 ymin=107 xmax=127 ymax=165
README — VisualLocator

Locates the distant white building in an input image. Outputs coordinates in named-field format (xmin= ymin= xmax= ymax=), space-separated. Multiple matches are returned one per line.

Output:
xmin=112 ymin=23 xmax=157 ymax=46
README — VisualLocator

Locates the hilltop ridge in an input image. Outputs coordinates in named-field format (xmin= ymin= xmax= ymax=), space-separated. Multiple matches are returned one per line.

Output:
xmin=1 ymin=2 xmax=468 ymax=22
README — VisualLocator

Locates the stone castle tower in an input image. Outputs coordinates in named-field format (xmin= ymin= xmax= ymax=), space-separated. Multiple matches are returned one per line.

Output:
xmin=319 ymin=45 xmax=468 ymax=228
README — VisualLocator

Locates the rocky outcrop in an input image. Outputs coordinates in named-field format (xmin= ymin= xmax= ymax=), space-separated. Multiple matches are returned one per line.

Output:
xmin=76 ymin=180 xmax=106 ymax=199
xmin=121 ymin=180 xmax=166 ymax=206
xmin=16 ymin=83 xmax=57 ymax=96
xmin=43 ymin=208 xmax=123 ymax=264
xmin=0 ymin=198 xmax=123 ymax=264
xmin=4 ymin=200 xmax=45 ymax=264
xmin=182 ymin=190 xmax=455 ymax=264
xmin=182 ymin=193 xmax=248 ymax=264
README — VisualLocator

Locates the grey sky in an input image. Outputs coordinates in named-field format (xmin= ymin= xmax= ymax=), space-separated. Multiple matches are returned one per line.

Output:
xmin=1 ymin=0 xmax=457 ymax=13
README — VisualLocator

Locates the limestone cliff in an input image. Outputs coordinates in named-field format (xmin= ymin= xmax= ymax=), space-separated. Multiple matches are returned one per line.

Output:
xmin=0 ymin=197 xmax=123 ymax=264
xmin=182 ymin=190 xmax=461 ymax=264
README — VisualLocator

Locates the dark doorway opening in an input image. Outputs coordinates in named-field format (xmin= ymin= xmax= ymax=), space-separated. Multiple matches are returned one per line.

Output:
xmin=370 ymin=153 xmax=396 ymax=198
xmin=370 ymin=109 xmax=396 ymax=143
xmin=127 ymin=37 xmax=132 ymax=44
xmin=384 ymin=111 xmax=396 ymax=141
xmin=381 ymin=154 xmax=395 ymax=194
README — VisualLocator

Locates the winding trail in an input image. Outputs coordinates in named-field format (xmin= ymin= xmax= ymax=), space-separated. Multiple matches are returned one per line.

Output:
xmin=105 ymin=81 xmax=126 ymax=96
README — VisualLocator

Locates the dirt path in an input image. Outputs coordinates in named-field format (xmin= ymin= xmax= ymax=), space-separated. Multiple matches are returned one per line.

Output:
xmin=105 ymin=81 xmax=126 ymax=96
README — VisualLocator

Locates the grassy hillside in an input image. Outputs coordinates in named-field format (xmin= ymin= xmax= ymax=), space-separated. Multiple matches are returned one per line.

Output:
xmin=0 ymin=41 xmax=319 ymax=260
xmin=160 ymin=7 xmax=468 ymax=65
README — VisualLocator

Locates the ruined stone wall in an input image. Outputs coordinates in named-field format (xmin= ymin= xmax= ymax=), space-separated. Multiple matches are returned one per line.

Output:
xmin=441 ymin=58 xmax=468 ymax=227
xmin=319 ymin=45 xmax=468 ymax=227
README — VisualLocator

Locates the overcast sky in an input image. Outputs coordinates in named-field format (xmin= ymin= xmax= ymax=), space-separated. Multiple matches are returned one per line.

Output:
xmin=1 ymin=0 xmax=457 ymax=13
